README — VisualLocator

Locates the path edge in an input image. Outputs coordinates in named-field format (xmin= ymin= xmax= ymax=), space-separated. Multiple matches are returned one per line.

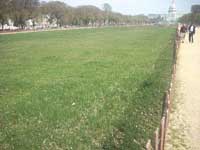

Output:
xmin=145 ymin=27 xmax=180 ymax=150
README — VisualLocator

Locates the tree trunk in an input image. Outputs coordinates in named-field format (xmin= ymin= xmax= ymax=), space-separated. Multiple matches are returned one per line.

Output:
xmin=21 ymin=24 xmax=25 ymax=30
xmin=33 ymin=20 xmax=35 ymax=29
xmin=1 ymin=20 xmax=5 ymax=31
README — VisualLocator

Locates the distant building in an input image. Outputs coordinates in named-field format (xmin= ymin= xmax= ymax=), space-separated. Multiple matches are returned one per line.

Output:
xmin=148 ymin=14 xmax=161 ymax=19
xmin=167 ymin=0 xmax=177 ymax=23
xmin=148 ymin=14 xmax=168 ymax=20
xmin=147 ymin=0 xmax=185 ymax=24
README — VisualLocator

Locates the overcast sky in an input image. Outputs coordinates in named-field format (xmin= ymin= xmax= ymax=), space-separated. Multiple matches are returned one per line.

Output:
xmin=45 ymin=0 xmax=200 ymax=15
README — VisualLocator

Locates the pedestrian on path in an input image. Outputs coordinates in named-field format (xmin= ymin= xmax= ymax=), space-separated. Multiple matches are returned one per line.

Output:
xmin=188 ymin=24 xmax=196 ymax=43
xmin=180 ymin=24 xmax=187 ymax=43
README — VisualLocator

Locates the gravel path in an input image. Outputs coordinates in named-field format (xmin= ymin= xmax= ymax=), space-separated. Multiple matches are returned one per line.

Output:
xmin=0 ymin=26 xmax=98 ymax=35
xmin=165 ymin=29 xmax=200 ymax=149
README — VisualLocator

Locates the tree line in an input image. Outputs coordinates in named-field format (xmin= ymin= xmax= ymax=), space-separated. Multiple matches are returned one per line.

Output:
xmin=0 ymin=0 xmax=151 ymax=30
xmin=179 ymin=5 xmax=200 ymax=25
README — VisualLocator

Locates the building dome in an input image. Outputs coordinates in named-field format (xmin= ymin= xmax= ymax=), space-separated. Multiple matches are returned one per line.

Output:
xmin=168 ymin=0 xmax=176 ymax=13
xmin=168 ymin=0 xmax=177 ymax=22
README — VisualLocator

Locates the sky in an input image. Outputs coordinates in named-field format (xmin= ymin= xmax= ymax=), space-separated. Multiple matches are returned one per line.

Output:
xmin=46 ymin=0 xmax=200 ymax=15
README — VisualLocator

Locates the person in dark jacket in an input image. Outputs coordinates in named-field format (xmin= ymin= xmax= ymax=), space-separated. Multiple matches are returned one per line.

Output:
xmin=180 ymin=24 xmax=187 ymax=43
xmin=188 ymin=24 xmax=196 ymax=43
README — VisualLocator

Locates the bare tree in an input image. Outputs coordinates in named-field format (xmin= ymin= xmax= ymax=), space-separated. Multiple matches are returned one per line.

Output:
xmin=1 ymin=0 xmax=152 ymax=30
xmin=103 ymin=3 xmax=112 ymax=12
xmin=40 ymin=1 xmax=71 ymax=27
xmin=10 ymin=0 xmax=39 ymax=29
xmin=0 ymin=0 xmax=11 ymax=30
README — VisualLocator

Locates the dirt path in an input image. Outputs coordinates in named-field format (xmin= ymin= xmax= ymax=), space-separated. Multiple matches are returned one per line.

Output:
xmin=0 ymin=27 xmax=98 ymax=35
xmin=165 ymin=29 xmax=200 ymax=149
xmin=0 ymin=25 xmax=137 ymax=35
xmin=0 ymin=26 xmax=117 ymax=35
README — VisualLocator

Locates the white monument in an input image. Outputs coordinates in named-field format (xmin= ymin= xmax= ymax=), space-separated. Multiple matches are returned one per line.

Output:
xmin=168 ymin=0 xmax=177 ymax=22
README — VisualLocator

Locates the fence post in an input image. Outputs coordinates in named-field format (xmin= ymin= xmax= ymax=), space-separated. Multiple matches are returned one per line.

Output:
xmin=170 ymin=82 xmax=173 ymax=92
xmin=165 ymin=109 xmax=169 ymax=129
xmin=168 ymin=95 xmax=171 ymax=113
xmin=173 ymin=64 xmax=176 ymax=79
xmin=159 ymin=116 xmax=166 ymax=150
xmin=165 ymin=91 xmax=170 ymax=110
xmin=168 ymin=87 xmax=172 ymax=103
xmin=146 ymin=139 xmax=152 ymax=150
xmin=172 ymin=72 xmax=175 ymax=82
xmin=154 ymin=128 xmax=159 ymax=150
xmin=145 ymin=26 xmax=179 ymax=150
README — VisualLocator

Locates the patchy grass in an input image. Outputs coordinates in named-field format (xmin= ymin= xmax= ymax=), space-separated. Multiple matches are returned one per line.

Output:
xmin=0 ymin=27 xmax=175 ymax=150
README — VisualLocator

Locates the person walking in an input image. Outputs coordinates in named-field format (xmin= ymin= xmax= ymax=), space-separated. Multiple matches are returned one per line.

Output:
xmin=188 ymin=24 xmax=196 ymax=43
xmin=180 ymin=24 xmax=187 ymax=43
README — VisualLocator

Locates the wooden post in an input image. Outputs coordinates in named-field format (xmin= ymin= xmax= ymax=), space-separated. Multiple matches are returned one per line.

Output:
xmin=165 ymin=91 xmax=169 ymax=109
xmin=154 ymin=128 xmax=159 ymax=150
xmin=165 ymin=109 xmax=169 ymax=128
xmin=146 ymin=139 xmax=152 ymax=150
xmin=172 ymin=70 xmax=175 ymax=81
xmin=171 ymin=73 xmax=174 ymax=83
xmin=174 ymin=64 xmax=176 ymax=73
xmin=159 ymin=116 xmax=166 ymax=150
xmin=170 ymin=82 xmax=173 ymax=92
xmin=144 ymin=29 xmax=179 ymax=149
xmin=175 ymin=40 xmax=178 ymax=49
xmin=168 ymin=95 xmax=171 ymax=113
xmin=168 ymin=88 xmax=171 ymax=103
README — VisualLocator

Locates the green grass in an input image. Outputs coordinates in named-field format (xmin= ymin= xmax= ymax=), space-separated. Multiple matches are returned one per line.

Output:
xmin=0 ymin=27 xmax=175 ymax=150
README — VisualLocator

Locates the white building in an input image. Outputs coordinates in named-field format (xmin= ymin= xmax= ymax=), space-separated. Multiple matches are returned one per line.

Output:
xmin=147 ymin=0 xmax=185 ymax=24
xmin=167 ymin=0 xmax=177 ymax=23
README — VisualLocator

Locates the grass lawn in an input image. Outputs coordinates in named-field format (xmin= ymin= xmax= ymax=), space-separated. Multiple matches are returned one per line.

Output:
xmin=0 ymin=27 xmax=175 ymax=150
